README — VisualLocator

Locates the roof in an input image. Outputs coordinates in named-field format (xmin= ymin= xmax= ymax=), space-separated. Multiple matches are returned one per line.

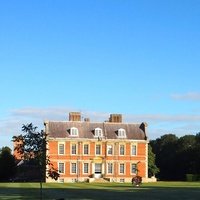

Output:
xmin=45 ymin=121 xmax=148 ymax=140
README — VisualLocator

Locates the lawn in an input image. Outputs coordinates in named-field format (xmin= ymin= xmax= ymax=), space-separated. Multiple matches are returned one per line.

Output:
xmin=0 ymin=182 xmax=200 ymax=200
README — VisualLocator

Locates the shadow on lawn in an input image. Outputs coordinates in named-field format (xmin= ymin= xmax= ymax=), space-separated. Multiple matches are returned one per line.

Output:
xmin=0 ymin=185 xmax=200 ymax=200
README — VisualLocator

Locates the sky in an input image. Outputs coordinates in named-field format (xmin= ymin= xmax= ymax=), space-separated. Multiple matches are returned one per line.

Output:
xmin=1 ymin=0 xmax=200 ymax=149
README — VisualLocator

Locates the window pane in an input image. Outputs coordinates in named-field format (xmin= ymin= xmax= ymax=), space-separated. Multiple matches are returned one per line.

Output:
xmin=59 ymin=163 xmax=64 ymax=173
xmin=72 ymin=144 xmax=76 ymax=154
xmin=71 ymin=163 xmax=76 ymax=173
xmin=71 ymin=128 xmax=78 ymax=136
xmin=59 ymin=144 xmax=64 ymax=154
xmin=96 ymin=144 xmax=101 ymax=155
xmin=120 ymin=163 xmax=124 ymax=174
xmin=107 ymin=145 xmax=113 ymax=155
xmin=84 ymin=163 xmax=89 ymax=173
xmin=132 ymin=145 xmax=136 ymax=155
xmin=84 ymin=144 xmax=89 ymax=154
xmin=131 ymin=164 xmax=137 ymax=174
xmin=108 ymin=163 xmax=113 ymax=174
xmin=120 ymin=145 xmax=124 ymax=155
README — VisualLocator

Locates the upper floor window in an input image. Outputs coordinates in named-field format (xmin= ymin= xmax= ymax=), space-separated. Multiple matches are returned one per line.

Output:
xmin=58 ymin=143 xmax=65 ymax=155
xmin=107 ymin=145 xmax=113 ymax=155
xmin=83 ymin=144 xmax=89 ymax=155
xmin=119 ymin=144 xmax=125 ymax=155
xmin=131 ymin=144 xmax=137 ymax=156
xmin=96 ymin=144 xmax=101 ymax=155
xmin=71 ymin=143 xmax=77 ymax=155
xmin=118 ymin=128 xmax=126 ymax=138
xmin=70 ymin=127 xmax=79 ymax=137
xmin=94 ymin=128 xmax=103 ymax=138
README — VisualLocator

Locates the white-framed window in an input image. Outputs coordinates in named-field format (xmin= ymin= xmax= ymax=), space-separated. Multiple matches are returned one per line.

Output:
xmin=71 ymin=143 xmax=77 ymax=155
xmin=83 ymin=144 xmax=89 ymax=155
xmin=119 ymin=144 xmax=125 ymax=155
xmin=83 ymin=163 xmax=89 ymax=174
xmin=131 ymin=163 xmax=137 ymax=174
xmin=58 ymin=162 xmax=65 ymax=174
xmin=131 ymin=144 xmax=137 ymax=156
xmin=107 ymin=144 xmax=113 ymax=155
xmin=118 ymin=128 xmax=126 ymax=138
xmin=58 ymin=143 xmax=65 ymax=155
xmin=94 ymin=128 xmax=103 ymax=138
xmin=107 ymin=163 xmax=113 ymax=174
xmin=70 ymin=127 xmax=79 ymax=137
xmin=96 ymin=144 xmax=101 ymax=155
xmin=119 ymin=163 xmax=125 ymax=174
xmin=71 ymin=163 xmax=77 ymax=174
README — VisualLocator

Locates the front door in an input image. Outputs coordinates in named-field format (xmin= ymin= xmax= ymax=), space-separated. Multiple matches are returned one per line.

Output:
xmin=94 ymin=163 xmax=102 ymax=178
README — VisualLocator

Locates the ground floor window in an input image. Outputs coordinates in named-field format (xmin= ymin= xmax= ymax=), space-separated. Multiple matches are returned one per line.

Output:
xmin=119 ymin=163 xmax=125 ymax=174
xmin=58 ymin=162 xmax=65 ymax=174
xmin=107 ymin=163 xmax=113 ymax=174
xmin=131 ymin=163 xmax=137 ymax=174
xmin=83 ymin=163 xmax=89 ymax=174
xmin=71 ymin=163 xmax=77 ymax=174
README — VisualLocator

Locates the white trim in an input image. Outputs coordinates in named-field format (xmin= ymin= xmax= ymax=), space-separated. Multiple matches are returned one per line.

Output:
xmin=83 ymin=162 xmax=90 ymax=174
xmin=83 ymin=143 xmax=90 ymax=155
xmin=117 ymin=128 xmax=127 ymax=139
xmin=94 ymin=128 xmax=103 ymax=138
xmin=131 ymin=144 xmax=137 ymax=156
xmin=70 ymin=162 xmax=77 ymax=174
xmin=130 ymin=163 xmax=137 ymax=175
xmin=95 ymin=143 xmax=101 ymax=156
xmin=119 ymin=144 xmax=125 ymax=156
xmin=58 ymin=162 xmax=65 ymax=174
xmin=58 ymin=142 xmax=65 ymax=155
xmin=107 ymin=162 xmax=114 ymax=174
xmin=107 ymin=144 xmax=113 ymax=156
xmin=71 ymin=143 xmax=77 ymax=155
xmin=70 ymin=127 xmax=79 ymax=137
xmin=119 ymin=163 xmax=125 ymax=174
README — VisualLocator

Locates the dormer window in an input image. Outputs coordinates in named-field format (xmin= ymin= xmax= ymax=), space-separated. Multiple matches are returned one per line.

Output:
xmin=70 ymin=127 xmax=79 ymax=137
xmin=94 ymin=128 xmax=103 ymax=138
xmin=118 ymin=128 xmax=126 ymax=138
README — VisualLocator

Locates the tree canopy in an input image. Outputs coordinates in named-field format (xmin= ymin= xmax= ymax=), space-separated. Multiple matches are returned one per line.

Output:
xmin=0 ymin=146 xmax=16 ymax=181
xmin=12 ymin=123 xmax=59 ymax=182
xmin=150 ymin=133 xmax=200 ymax=181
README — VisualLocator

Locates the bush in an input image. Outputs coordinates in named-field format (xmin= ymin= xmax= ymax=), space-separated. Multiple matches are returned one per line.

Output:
xmin=186 ymin=174 xmax=200 ymax=181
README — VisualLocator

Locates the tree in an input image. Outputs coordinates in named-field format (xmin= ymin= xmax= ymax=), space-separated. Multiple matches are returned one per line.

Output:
xmin=150 ymin=134 xmax=178 ymax=180
xmin=148 ymin=144 xmax=159 ymax=178
xmin=0 ymin=146 xmax=16 ymax=181
xmin=13 ymin=123 xmax=59 ymax=199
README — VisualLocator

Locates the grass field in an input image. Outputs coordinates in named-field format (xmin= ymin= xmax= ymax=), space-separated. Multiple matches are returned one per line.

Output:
xmin=0 ymin=181 xmax=200 ymax=200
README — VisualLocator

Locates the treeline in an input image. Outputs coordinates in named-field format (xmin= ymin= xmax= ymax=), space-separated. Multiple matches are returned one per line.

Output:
xmin=150 ymin=133 xmax=200 ymax=181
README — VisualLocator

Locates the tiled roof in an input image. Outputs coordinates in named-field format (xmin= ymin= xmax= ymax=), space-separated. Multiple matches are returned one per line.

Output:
xmin=45 ymin=121 xmax=147 ymax=140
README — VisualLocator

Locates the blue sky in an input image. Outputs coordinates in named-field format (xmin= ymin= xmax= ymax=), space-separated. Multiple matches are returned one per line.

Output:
xmin=1 ymin=0 xmax=200 ymax=149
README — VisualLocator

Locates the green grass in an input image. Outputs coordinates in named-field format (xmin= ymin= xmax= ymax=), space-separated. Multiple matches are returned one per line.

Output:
xmin=0 ymin=182 xmax=200 ymax=200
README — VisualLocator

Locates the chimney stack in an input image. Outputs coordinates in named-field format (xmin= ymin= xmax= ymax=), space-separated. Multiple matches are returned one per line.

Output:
xmin=69 ymin=112 xmax=81 ymax=121
xmin=109 ymin=114 xmax=122 ymax=123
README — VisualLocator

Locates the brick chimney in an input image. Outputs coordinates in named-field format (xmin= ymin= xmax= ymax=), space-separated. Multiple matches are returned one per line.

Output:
xmin=69 ymin=112 xmax=81 ymax=121
xmin=109 ymin=114 xmax=122 ymax=123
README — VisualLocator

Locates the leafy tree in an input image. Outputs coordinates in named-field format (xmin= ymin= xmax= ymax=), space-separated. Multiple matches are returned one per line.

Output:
xmin=13 ymin=123 xmax=59 ymax=199
xmin=148 ymin=144 xmax=159 ymax=178
xmin=0 ymin=146 xmax=16 ymax=181
xmin=150 ymin=134 xmax=178 ymax=180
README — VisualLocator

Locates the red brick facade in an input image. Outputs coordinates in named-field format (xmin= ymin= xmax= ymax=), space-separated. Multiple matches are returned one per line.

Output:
xmin=45 ymin=113 xmax=148 ymax=183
